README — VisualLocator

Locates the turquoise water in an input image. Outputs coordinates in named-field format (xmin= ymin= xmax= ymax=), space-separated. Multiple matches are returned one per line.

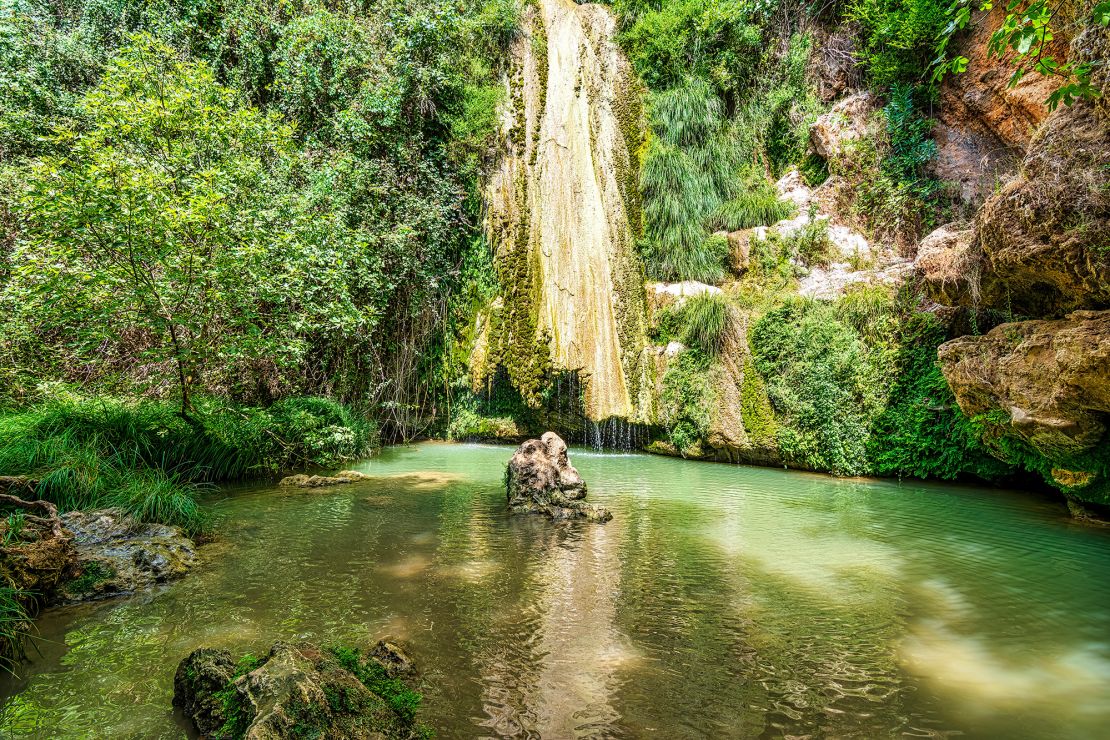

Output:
xmin=1 ymin=442 xmax=1108 ymax=738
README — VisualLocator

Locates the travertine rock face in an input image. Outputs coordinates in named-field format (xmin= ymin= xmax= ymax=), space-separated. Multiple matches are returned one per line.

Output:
xmin=482 ymin=0 xmax=647 ymax=421
xmin=505 ymin=432 xmax=611 ymax=522
xmin=809 ymin=92 xmax=876 ymax=162
xmin=938 ymin=311 xmax=1110 ymax=457
xmin=972 ymin=22 xmax=1110 ymax=316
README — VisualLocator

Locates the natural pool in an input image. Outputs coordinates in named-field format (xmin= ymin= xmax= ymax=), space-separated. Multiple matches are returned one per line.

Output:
xmin=1 ymin=442 xmax=1108 ymax=738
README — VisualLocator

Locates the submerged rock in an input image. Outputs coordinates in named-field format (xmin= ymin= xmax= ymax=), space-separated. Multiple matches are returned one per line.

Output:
xmin=59 ymin=509 xmax=196 ymax=601
xmin=278 ymin=470 xmax=371 ymax=488
xmin=174 ymin=640 xmax=424 ymax=739
xmin=505 ymin=432 xmax=612 ymax=522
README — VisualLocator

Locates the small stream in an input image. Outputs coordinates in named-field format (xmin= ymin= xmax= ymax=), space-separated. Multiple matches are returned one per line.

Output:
xmin=1 ymin=443 xmax=1108 ymax=738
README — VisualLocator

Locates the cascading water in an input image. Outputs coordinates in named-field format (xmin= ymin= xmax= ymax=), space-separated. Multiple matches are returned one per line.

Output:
xmin=480 ymin=0 xmax=649 ymax=436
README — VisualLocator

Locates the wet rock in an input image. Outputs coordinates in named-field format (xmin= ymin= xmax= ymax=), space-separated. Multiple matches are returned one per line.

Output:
xmin=174 ymin=641 xmax=422 ymax=739
xmin=505 ymin=432 xmax=612 ymax=522
xmin=938 ymin=310 xmax=1110 ymax=459
xmin=59 ymin=509 xmax=196 ymax=601
xmin=370 ymin=640 xmax=416 ymax=679
xmin=278 ymin=470 xmax=372 ymax=488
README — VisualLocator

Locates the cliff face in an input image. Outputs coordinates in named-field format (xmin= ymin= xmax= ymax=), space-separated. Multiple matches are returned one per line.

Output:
xmin=935 ymin=22 xmax=1110 ymax=508
xmin=479 ymin=0 xmax=648 ymax=422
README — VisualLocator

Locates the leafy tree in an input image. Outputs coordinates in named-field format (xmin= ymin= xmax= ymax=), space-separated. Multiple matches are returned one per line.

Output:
xmin=10 ymin=35 xmax=356 ymax=414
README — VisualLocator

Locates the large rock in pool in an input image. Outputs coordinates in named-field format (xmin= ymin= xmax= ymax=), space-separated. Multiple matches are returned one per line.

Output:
xmin=174 ymin=640 xmax=423 ymax=739
xmin=505 ymin=432 xmax=612 ymax=522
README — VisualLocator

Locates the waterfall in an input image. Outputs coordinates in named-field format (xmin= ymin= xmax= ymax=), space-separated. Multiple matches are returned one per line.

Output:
xmin=483 ymin=0 xmax=648 ymax=425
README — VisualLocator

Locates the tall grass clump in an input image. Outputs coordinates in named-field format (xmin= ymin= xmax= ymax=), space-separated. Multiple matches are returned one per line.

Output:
xmin=0 ymin=392 xmax=377 ymax=534
xmin=711 ymin=185 xmax=795 ymax=231
xmin=680 ymin=293 xmax=734 ymax=357
xmin=0 ymin=586 xmax=32 ymax=674
xmin=639 ymin=77 xmax=740 ymax=283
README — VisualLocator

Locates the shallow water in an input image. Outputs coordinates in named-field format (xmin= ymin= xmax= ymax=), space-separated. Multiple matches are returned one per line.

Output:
xmin=2 ymin=443 xmax=1109 ymax=738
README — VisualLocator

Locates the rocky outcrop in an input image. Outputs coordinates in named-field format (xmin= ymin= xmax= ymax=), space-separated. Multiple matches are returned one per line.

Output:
xmin=481 ymin=0 xmax=648 ymax=421
xmin=174 ymin=640 xmax=422 ymax=739
xmin=505 ymin=432 xmax=611 ymax=522
xmin=59 ymin=509 xmax=196 ymax=601
xmin=933 ymin=7 xmax=1064 ymax=202
xmin=914 ymin=223 xmax=978 ymax=306
xmin=278 ymin=470 xmax=372 ymax=488
xmin=939 ymin=310 xmax=1110 ymax=457
xmin=972 ymin=22 xmax=1110 ymax=316
xmin=809 ymin=92 xmax=876 ymax=162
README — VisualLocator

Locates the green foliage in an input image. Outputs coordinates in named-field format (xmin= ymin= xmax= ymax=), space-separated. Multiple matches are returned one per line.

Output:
xmin=329 ymin=645 xmax=423 ymax=725
xmin=614 ymin=0 xmax=764 ymax=102
xmin=751 ymin=299 xmax=884 ymax=476
xmin=711 ymin=185 xmax=796 ymax=231
xmin=639 ymin=78 xmax=741 ymax=282
xmin=868 ymin=314 xmax=1012 ymax=480
xmin=848 ymin=0 xmax=951 ymax=88
xmin=659 ymin=350 xmax=715 ymax=456
xmin=680 ymin=293 xmax=734 ymax=357
xmin=0 ymin=585 xmax=31 ymax=675
xmin=0 ymin=391 xmax=376 ymax=532
xmin=832 ymin=85 xmax=947 ymax=245
xmin=64 ymin=561 xmax=114 ymax=596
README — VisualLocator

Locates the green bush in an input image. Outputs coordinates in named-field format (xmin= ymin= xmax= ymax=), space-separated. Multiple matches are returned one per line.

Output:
xmin=639 ymin=78 xmax=740 ymax=282
xmin=711 ymin=186 xmax=795 ymax=231
xmin=847 ymin=0 xmax=951 ymax=89
xmin=680 ymin=293 xmax=733 ymax=357
xmin=0 ymin=392 xmax=377 ymax=533
xmin=659 ymin=350 xmax=715 ymax=456
xmin=867 ymin=314 xmax=1012 ymax=481
xmin=751 ymin=300 xmax=883 ymax=476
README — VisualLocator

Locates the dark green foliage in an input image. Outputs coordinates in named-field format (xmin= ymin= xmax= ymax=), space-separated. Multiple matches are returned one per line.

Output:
xmin=0 ymin=585 xmax=31 ymax=674
xmin=847 ymin=0 xmax=951 ymax=88
xmin=659 ymin=350 xmax=715 ymax=456
xmin=613 ymin=0 xmax=763 ymax=103
xmin=65 ymin=561 xmax=114 ymax=596
xmin=751 ymin=300 xmax=883 ymax=476
xmin=868 ymin=314 xmax=1012 ymax=481
xmin=0 ymin=392 xmax=376 ymax=532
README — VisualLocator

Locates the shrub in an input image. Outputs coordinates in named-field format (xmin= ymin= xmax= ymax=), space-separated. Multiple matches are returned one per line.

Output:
xmin=847 ymin=0 xmax=951 ymax=89
xmin=680 ymin=293 xmax=733 ymax=357
xmin=751 ymin=300 xmax=884 ymax=475
xmin=867 ymin=314 xmax=1012 ymax=481
xmin=659 ymin=350 xmax=715 ymax=455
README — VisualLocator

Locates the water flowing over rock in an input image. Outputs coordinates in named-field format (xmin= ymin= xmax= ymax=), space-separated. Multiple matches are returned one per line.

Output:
xmin=174 ymin=640 xmax=421 ymax=739
xmin=480 ymin=0 xmax=647 ymax=422
xmin=60 ymin=509 xmax=196 ymax=601
xmin=505 ymin=432 xmax=611 ymax=522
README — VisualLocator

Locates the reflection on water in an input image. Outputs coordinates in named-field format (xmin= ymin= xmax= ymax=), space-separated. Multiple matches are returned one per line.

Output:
xmin=2 ymin=443 xmax=1109 ymax=739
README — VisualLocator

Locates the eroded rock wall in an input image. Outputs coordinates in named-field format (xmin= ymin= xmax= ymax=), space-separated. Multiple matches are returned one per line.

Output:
xmin=480 ymin=0 xmax=647 ymax=422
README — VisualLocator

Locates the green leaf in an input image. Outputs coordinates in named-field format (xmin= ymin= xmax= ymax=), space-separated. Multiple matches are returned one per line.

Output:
xmin=1095 ymin=2 xmax=1110 ymax=25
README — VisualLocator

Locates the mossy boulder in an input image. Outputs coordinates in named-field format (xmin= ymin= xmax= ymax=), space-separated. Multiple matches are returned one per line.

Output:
xmin=174 ymin=640 xmax=426 ymax=740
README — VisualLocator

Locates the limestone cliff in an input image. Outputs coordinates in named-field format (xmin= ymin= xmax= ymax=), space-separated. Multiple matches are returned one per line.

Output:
xmin=479 ymin=0 xmax=647 ymax=422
